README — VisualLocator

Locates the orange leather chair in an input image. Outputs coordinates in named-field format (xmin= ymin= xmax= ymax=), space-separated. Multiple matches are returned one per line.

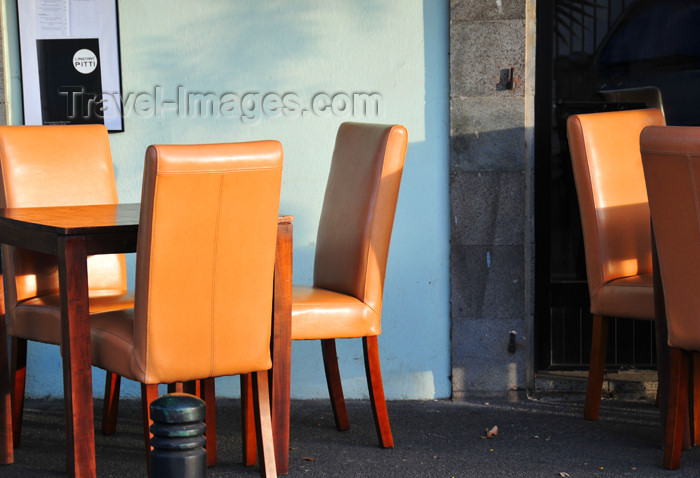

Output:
xmin=291 ymin=122 xmax=406 ymax=447
xmin=89 ymin=142 xmax=282 ymax=477
xmin=641 ymin=125 xmax=700 ymax=469
xmin=0 ymin=125 xmax=133 ymax=446
xmin=566 ymin=108 xmax=665 ymax=420
xmin=243 ymin=122 xmax=407 ymax=458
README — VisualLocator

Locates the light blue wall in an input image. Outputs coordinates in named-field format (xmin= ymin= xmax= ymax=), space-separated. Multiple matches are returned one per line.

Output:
xmin=3 ymin=0 xmax=450 ymax=400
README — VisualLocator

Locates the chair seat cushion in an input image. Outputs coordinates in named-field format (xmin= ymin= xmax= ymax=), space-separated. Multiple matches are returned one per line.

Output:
xmin=291 ymin=285 xmax=381 ymax=340
xmin=590 ymin=274 xmax=654 ymax=320
xmin=9 ymin=290 xmax=133 ymax=345
xmin=90 ymin=308 xmax=137 ymax=380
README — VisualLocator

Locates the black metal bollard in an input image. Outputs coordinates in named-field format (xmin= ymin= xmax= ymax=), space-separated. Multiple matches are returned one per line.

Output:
xmin=150 ymin=393 xmax=207 ymax=478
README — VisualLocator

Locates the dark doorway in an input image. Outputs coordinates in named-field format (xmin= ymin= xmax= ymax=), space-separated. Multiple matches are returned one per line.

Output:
xmin=533 ymin=0 xmax=700 ymax=371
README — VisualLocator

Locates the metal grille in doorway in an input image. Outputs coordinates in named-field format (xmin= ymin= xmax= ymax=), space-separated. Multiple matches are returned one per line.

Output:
xmin=536 ymin=0 xmax=661 ymax=370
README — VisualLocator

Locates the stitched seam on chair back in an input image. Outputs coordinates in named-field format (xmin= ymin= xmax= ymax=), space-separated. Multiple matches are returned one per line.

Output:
xmin=581 ymin=132 xmax=607 ymax=290
xmin=144 ymin=172 xmax=159 ymax=381
xmin=360 ymin=169 xmax=381 ymax=306
xmin=210 ymin=173 xmax=224 ymax=377
xmin=362 ymin=131 xmax=391 ymax=309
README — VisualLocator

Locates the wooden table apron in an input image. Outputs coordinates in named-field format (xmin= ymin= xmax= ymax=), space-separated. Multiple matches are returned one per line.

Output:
xmin=0 ymin=204 xmax=292 ymax=477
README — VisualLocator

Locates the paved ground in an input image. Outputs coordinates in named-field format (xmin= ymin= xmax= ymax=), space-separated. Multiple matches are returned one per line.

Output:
xmin=3 ymin=394 xmax=700 ymax=477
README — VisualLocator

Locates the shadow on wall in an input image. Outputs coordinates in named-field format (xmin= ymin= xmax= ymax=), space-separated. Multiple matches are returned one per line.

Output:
xmin=449 ymin=128 xmax=529 ymax=321
xmin=450 ymin=128 xmax=529 ymax=172
xmin=452 ymin=362 xmax=523 ymax=395
xmin=121 ymin=1 xmax=391 ymax=97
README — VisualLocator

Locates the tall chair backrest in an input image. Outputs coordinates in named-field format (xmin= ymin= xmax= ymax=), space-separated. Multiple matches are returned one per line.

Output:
xmin=132 ymin=142 xmax=283 ymax=384
xmin=641 ymin=126 xmax=700 ymax=351
xmin=313 ymin=123 xmax=407 ymax=315
xmin=0 ymin=125 xmax=126 ymax=312
xmin=566 ymin=109 xmax=665 ymax=313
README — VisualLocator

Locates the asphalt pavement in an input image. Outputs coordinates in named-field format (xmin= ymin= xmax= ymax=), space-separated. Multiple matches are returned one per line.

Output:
xmin=3 ymin=393 xmax=700 ymax=477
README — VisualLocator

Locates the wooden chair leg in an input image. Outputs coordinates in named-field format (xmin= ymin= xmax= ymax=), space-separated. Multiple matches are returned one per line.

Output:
xmin=664 ymin=348 xmax=690 ymax=470
xmin=363 ymin=336 xmax=394 ymax=448
xmin=584 ymin=315 xmax=609 ymax=420
xmin=141 ymin=383 xmax=159 ymax=474
xmin=167 ymin=382 xmax=185 ymax=393
xmin=241 ymin=373 xmax=257 ymax=466
xmin=691 ymin=353 xmax=700 ymax=446
xmin=0 ymin=314 xmax=12 ymax=465
xmin=252 ymin=370 xmax=276 ymax=478
xmin=322 ymin=338 xmax=350 ymax=431
xmin=101 ymin=372 xmax=121 ymax=435
xmin=199 ymin=378 xmax=217 ymax=467
xmin=10 ymin=337 xmax=27 ymax=448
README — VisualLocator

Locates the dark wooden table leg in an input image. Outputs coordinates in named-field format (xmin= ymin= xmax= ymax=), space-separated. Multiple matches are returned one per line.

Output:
xmin=58 ymin=236 xmax=96 ymax=478
xmin=0 ymin=314 xmax=12 ymax=464
xmin=271 ymin=221 xmax=292 ymax=474
xmin=0 ymin=251 xmax=13 ymax=463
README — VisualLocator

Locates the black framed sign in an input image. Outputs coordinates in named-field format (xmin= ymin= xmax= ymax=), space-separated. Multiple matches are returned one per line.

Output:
xmin=17 ymin=0 xmax=123 ymax=132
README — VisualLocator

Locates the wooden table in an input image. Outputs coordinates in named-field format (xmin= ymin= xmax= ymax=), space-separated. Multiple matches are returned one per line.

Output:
xmin=0 ymin=203 xmax=292 ymax=477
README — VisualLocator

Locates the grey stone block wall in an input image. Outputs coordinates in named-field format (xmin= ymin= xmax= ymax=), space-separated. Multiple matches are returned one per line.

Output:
xmin=450 ymin=0 xmax=535 ymax=397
